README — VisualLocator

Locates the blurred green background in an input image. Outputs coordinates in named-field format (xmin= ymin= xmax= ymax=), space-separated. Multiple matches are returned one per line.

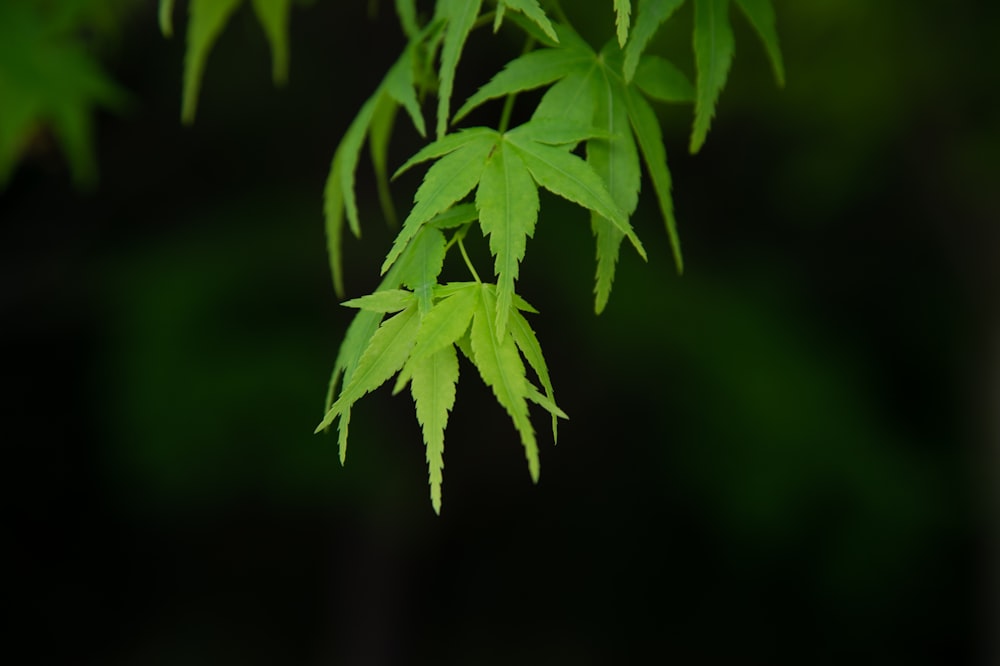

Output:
xmin=4 ymin=1 xmax=998 ymax=664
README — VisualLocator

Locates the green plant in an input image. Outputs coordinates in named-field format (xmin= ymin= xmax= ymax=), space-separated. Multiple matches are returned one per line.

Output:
xmin=160 ymin=0 xmax=784 ymax=513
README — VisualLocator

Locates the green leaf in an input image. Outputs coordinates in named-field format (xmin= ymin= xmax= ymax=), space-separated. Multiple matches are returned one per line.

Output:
xmin=454 ymin=46 xmax=592 ymax=123
xmin=623 ymin=0 xmax=685 ymax=81
xmin=690 ymin=0 xmax=734 ymax=153
xmin=734 ymin=0 xmax=784 ymax=86
xmin=411 ymin=283 xmax=479 ymax=362
xmin=476 ymin=142 xmax=540 ymax=338
xmin=588 ymin=57 xmax=642 ymax=313
xmin=507 ymin=132 xmax=646 ymax=261
xmin=342 ymin=290 xmax=417 ymax=313
xmin=508 ymin=308 xmax=563 ymax=442
xmin=615 ymin=0 xmax=632 ymax=47
xmin=182 ymin=0 xmax=243 ymax=124
xmin=436 ymin=0 xmax=483 ymax=139
xmin=159 ymin=0 xmax=176 ymax=37
xmin=624 ymin=84 xmax=683 ymax=272
xmin=249 ymin=0 xmax=292 ymax=85
xmin=497 ymin=0 xmax=558 ymax=43
xmin=428 ymin=203 xmax=479 ymax=229
xmin=469 ymin=285 xmax=539 ymax=482
xmin=633 ymin=55 xmax=695 ymax=103
xmin=316 ymin=305 xmax=421 ymax=461
xmin=531 ymin=70 xmax=599 ymax=126
xmin=369 ymin=93 xmax=401 ymax=226
xmin=397 ymin=226 xmax=448 ymax=313
xmin=395 ymin=0 xmax=419 ymax=38
xmin=381 ymin=132 xmax=498 ymax=274
xmin=410 ymin=345 xmax=460 ymax=514
xmin=384 ymin=43 xmax=428 ymax=137
xmin=393 ymin=127 xmax=496 ymax=179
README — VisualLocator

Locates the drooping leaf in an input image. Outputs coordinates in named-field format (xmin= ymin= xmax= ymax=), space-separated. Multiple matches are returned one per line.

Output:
xmin=476 ymin=142 xmax=540 ymax=338
xmin=508 ymin=308 xmax=563 ymax=442
xmin=469 ymin=285 xmax=539 ymax=482
xmin=633 ymin=54 xmax=695 ymax=103
xmin=382 ymin=132 xmax=498 ymax=274
xmin=506 ymin=129 xmax=646 ymax=260
xmin=734 ymin=0 xmax=784 ymax=86
xmin=622 ymin=0 xmax=685 ymax=81
xmin=588 ymin=52 xmax=642 ymax=313
xmin=497 ymin=0 xmax=558 ymax=43
xmin=435 ymin=0 xmax=483 ymax=138
xmin=410 ymin=345 xmax=460 ymax=514
xmin=316 ymin=305 xmax=421 ymax=455
xmin=181 ymin=0 xmax=243 ymax=124
xmin=369 ymin=94 xmax=401 ymax=226
xmin=410 ymin=283 xmax=479 ymax=362
xmin=342 ymin=289 xmax=417 ymax=313
xmin=624 ymin=84 xmax=683 ymax=272
xmin=614 ymin=0 xmax=632 ymax=47
xmin=249 ymin=0 xmax=292 ymax=84
xmin=690 ymin=0 xmax=734 ymax=153
xmin=395 ymin=0 xmax=419 ymax=38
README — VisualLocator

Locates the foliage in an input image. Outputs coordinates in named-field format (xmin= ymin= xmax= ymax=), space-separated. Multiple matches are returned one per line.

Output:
xmin=161 ymin=0 xmax=783 ymax=513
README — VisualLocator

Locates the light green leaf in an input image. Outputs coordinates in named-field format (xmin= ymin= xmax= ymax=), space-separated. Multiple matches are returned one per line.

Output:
xmin=624 ymin=84 xmax=683 ymax=272
xmin=493 ymin=1 xmax=506 ymax=32
xmin=429 ymin=203 xmax=479 ymax=229
xmin=734 ymin=0 xmax=784 ymax=86
xmin=384 ymin=44 xmax=427 ymax=137
xmin=436 ymin=0 xmax=483 ymax=138
xmin=249 ymin=0 xmax=291 ymax=84
xmin=316 ymin=305 xmax=421 ymax=459
xmin=498 ymin=0 xmax=558 ymax=43
xmin=397 ymin=226 xmax=447 ymax=313
xmin=476 ymin=142 xmax=539 ymax=338
xmin=182 ymin=0 xmax=244 ymax=124
xmin=615 ymin=0 xmax=632 ymax=47
xmin=393 ymin=127 xmax=496 ymax=179
xmin=525 ymin=384 xmax=568 ymax=422
xmin=623 ymin=0 xmax=685 ymax=81
xmin=507 ymin=133 xmax=646 ymax=261
xmin=159 ymin=0 xmax=175 ymax=37
xmin=469 ymin=285 xmax=539 ymax=482
xmin=588 ymin=57 xmax=642 ymax=313
xmin=369 ymin=93 xmax=400 ymax=226
xmin=395 ymin=0 xmax=419 ymax=38
xmin=410 ymin=345 xmax=460 ymax=514
xmin=508 ymin=308 xmax=562 ymax=442
xmin=633 ymin=55 xmax=694 ymax=103
xmin=454 ymin=47 xmax=592 ymax=123
xmin=507 ymin=118 xmax=605 ymax=146
xmin=382 ymin=133 xmax=497 ymax=274
xmin=342 ymin=289 xmax=416 ymax=313
xmin=411 ymin=282 xmax=479 ymax=362
xmin=531 ymin=70 xmax=599 ymax=126
xmin=691 ymin=0 xmax=734 ymax=153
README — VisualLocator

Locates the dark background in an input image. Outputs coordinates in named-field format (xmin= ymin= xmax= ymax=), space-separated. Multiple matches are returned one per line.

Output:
xmin=4 ymin=1 xmax=998 ymax=664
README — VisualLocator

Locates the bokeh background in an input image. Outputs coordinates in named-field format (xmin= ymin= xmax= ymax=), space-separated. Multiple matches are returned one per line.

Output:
xmin=4 ymin=1 xmax=998 ymax=664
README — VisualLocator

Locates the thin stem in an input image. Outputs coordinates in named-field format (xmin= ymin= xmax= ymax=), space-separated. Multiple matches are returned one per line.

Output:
xmin=458 ymin=238 xmax=482 ymax=283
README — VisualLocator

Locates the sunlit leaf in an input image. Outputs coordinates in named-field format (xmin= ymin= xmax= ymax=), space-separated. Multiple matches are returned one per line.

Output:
xmin=410 ymin=345 xmax=460 ymax=514
xmin=397 ymin=226 xmax=448 ymax=312
xmin=614 ymin=0 xmax=632 ymax=47
xmin=508 ymin=308 xmax=563 ymax=441
xmin=342 ymin=290 xmax=417 ymax=312
xmin=436 ymin=0 xmax=483 ymax=138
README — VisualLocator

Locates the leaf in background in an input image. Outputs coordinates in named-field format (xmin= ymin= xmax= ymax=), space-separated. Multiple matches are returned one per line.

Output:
xmin=633 ymin=54 xmax=695 ymax=103
xmin=159 ymin=0 xmax=176 ymax=36
xmin=435 ymin=0 xmax=483 ymax=139
xmin=428 ymin=203 xmax=479 ymax=229
xmin=622 ymin=0 xmax=685 ymax=81
xmin=395 ymin=0 xmax=419 ymax=38
xmin=476 ymin=142 xmax=540 ymax=338
xmin=690 ymin=0 xmax=734 ymax=153
xmin=181 ymin=0 xmax=243 ymax=124
xmin=615 ymin=0 xmax=632 ymax=47
xmin=369 ymin=94 xmax=401 ymax=226
xmin=381 ymin=131 xmax=498 ymax=274
xmin=410 ymin=345 xmax=460 ymax=514
xmin=497 ymin=0 xmax=558 ymax=43
xmin=588 ymin=47 xmax=642 ymax=313
xmin=316 ymin=305 xmax=421 ymax=461
xmin=733 ymin=0 xmax=784 ymax=86
xmin=0 ymin=3 xmax=128 ymax=189
xmin=249 ymin=0 xmax=292 ymax=84
xmin=624 ymin=84 xmax=683 ymax=272
xmin=469 ymin=285 xmax=539 ymax=482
